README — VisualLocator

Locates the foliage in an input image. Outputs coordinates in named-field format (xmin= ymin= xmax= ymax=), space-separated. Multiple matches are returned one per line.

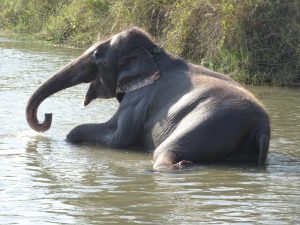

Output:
xmin=0 ymin=0 xmax=299 ymax=85
xmin=42 ymin=0 xmax=112 ymax=46
xmin=0 ymin=0 xmax=68 ymax=33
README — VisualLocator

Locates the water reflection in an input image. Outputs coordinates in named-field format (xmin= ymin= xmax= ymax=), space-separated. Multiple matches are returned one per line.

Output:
xmin=251 ymin=87 xmax=300 ymax=158
xmin=0 ymin=37 xmax=299 ymax=224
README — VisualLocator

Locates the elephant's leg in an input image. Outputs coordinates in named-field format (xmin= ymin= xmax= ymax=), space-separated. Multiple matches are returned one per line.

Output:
xmin=152 ymin=109 xmax=251 ymax=170
xmin=153 ymin=150 xmax=194 ymax=170
xmin=66 ymin=123 xmax=115 ymax=145
xmin=67 ymin=106 xmax=142 ymax=148
xmin=152 ymin=133 xmax=197 ymax=171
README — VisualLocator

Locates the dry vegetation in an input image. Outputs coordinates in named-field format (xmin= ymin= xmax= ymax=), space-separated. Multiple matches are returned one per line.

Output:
xmin=0 ymin=0 xmax=299 ymax=85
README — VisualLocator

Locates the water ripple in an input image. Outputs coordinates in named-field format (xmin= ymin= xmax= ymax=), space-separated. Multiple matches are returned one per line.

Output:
xmin=0 ymin=37 xmax=299 ymax=224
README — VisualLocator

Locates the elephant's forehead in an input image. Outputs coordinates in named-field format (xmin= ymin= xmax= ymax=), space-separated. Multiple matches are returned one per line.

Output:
xmin=110 ymin=32 xmax=126 ymax=46
xmin=83 ymin=41 xmax=106 ymax=56
xmin=83 ymin=42 xmax=100 ymax=55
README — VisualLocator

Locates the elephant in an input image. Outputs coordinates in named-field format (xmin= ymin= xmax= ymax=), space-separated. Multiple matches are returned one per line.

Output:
xmin=26 ymin=27 xmax=270 ymax=170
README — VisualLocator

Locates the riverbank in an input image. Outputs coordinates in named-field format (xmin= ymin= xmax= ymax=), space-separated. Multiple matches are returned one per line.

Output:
xmin=1 ymin=0 xmax=299 ymax=86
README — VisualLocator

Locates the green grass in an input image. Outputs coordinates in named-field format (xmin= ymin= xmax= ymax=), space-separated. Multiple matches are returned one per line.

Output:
xmin=0 ymin=0 xmax=299 ymax=86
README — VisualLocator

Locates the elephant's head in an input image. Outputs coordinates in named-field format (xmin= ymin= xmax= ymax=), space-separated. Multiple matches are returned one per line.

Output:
xmin=26 ymin=27 xmax=161 ymax=132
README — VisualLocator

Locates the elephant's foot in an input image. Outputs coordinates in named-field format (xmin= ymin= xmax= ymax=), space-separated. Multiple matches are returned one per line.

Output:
xmin=153 ymin=151 xmax=194 ymax=171
xmin=174 ymin=160 xmax=194 ymax=168
xmin=153 ymin=160 xmax=194 ymax=171
xmin=66 ymin=128 xmax=82 ymax=143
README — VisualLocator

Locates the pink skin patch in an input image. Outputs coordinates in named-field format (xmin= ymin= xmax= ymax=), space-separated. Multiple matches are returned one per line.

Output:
xmin=175 ymin=160 xmax=194 ymax=169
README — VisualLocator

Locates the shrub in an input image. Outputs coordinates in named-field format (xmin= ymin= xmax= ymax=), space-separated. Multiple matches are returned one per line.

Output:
xmin=0 ymin=0 xmax=299 ymax=85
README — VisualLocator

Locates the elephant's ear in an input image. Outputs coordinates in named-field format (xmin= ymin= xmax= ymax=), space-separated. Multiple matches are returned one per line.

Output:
xmin=116 ymin=48 xmax=160 ymax=94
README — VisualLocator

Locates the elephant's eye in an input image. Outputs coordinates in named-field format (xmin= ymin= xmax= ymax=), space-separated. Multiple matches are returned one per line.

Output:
xmin=92 ymin=50 xmax=104 ymax=64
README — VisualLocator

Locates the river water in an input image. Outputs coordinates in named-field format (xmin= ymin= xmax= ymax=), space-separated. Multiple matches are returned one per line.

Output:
xmin=0 ymin=37 xmax=299 ymax=224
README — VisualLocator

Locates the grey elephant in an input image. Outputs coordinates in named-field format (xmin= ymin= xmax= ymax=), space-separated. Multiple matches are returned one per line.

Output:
xmin=26 ymin=27 xmax=270 ymax=170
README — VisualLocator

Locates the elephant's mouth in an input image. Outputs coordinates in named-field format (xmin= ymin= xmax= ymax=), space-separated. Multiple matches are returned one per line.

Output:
xmin=84 ymin=89 xmax=124 ymax=106
xmin=84 ymin=82 xmax=97 ymax=106
xmin=116 ymin=93 xmax=125 ymax=103
xmin=84 ymin=78 xmax=118 ymax=106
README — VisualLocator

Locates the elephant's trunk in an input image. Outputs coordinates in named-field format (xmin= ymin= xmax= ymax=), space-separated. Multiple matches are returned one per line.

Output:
xmin=26 ymin=85 xmax=54 ymax=132
xmin=26 ymin=57 xmax=96 ymax=132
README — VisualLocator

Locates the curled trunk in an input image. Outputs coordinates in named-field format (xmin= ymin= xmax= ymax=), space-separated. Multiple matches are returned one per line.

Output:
xmin=26 ymin=84 xmax=53 ymax=132
xmin=26 ymin=58 xmax=93 ymax=132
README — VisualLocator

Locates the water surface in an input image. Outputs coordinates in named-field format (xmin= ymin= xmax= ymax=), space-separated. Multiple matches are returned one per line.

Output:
xmin=0 ymin=37 xmax=299 ymax=224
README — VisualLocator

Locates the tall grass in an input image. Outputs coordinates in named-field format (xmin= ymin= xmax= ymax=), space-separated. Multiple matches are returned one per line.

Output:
xmin=0 ymin=0 xmax=299 ymax=85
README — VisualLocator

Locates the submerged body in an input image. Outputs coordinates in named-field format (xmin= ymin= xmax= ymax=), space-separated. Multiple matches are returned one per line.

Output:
xmin=26 ymin=27 xmax=270 ymax=170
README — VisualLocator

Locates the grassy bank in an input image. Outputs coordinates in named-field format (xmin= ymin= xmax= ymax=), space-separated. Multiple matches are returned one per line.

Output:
xmin=0 ymin=0 xmax=299 ymax=86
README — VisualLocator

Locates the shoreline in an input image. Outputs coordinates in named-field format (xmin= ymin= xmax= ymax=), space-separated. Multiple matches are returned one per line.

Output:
xmin=1 ymin=30 xmax=299 ymax=88
xmin=0 ymin=0 xmax=299 ymax=86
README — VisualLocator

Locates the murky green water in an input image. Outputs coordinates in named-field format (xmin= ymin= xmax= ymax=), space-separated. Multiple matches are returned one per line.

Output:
xmin=0 ymin=37 xmax=299 ymax=224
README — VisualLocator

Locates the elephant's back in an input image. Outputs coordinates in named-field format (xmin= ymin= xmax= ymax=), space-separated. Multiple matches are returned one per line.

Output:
xmin=191 ymin=74 xmax=267 ymax=114
xmin=140 ymin=73 xmax=269 ymax=151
